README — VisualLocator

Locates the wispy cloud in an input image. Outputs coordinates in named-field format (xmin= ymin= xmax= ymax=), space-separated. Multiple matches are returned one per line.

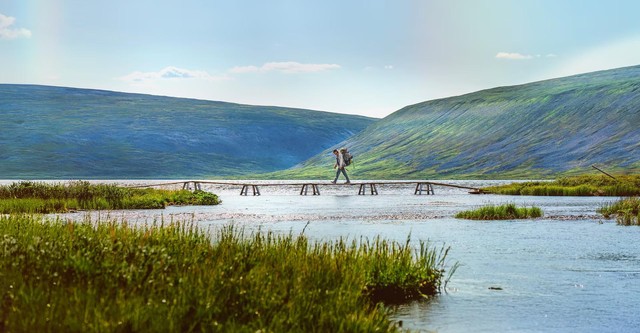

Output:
xmin=496 ymin=52 xmax=558 ymax=60
xmin=121 ymin=61 xmax=340 ymax=83
xmin=495 ymin=52 xmax=534 ymax=60
xmin=0 ymin=13 xmax=31 ymax=40
xmin=120 ymin=66 xmax=228 ymax=82
xmin=229 ymin=61 xmax=340 ymax=74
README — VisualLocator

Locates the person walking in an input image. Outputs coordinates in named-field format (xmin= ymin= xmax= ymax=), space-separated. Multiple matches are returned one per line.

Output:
xmin=331 ymin=149 xmax=351 ymax=184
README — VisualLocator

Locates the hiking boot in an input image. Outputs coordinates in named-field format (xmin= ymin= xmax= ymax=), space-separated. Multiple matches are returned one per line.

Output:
xmin=331 ymin=180 xmax=337 ymax=184
xmin=345 ymin=181 xmax=351 ymax=184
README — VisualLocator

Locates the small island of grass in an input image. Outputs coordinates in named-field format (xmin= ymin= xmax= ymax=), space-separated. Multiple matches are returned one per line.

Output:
xmin=598 ymin=197 xmax=640 ymax=226
xmin=455 ymin=203 xmax=543 ymax=220
xmin=0 ymin=181 xmax=220 ymax=214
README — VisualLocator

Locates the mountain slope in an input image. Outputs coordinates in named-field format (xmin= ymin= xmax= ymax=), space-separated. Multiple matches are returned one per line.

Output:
xmin=0 ymin=85 xmax=376 ymax=179
xmin=277 ymin=65 xmax=640 ymax=179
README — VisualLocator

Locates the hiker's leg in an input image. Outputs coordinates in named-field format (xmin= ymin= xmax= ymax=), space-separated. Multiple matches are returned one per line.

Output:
xmin=333 ymin=169 xmax=341 ymax=182
xmin=342 ymin=169 xmax=351 ymax=183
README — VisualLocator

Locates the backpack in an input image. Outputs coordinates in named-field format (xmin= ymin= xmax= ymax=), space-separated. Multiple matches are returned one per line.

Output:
xmin=340 ymin=148 xmax=353 ymax=166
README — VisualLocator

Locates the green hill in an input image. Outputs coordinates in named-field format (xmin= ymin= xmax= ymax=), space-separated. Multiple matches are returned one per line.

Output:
xmin=0 ymin=85 xmax=376 ymax=179
xmin=273 ymin=65 xmax=640 ymax=179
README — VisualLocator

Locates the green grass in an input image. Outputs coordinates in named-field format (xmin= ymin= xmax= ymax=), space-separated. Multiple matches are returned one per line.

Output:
xmin=0 ymin=215 xmax=455 ymax=332
xmin=455 ymin=203 xmax=543 ymax=220
xmin=598 ymin=197 xmax=640 ymax=226
xmin=483 ymin=174 xmax=640 ymax=196
xmin=0 ymin=181 xmax=220 ymax=213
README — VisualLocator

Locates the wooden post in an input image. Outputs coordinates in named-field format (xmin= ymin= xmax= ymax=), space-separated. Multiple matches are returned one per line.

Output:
xmin=592 ymin=165 xmax=617 ymax=180
xmin=240 ymin=185 xmax=248 ymax=196
xmin=252 ymin=185 xmax=260 ymax=196
xmin=414 ymin=182 xmax=435 ymax=195
xmin=358 ymin=183 xmax=378 ymax=195
xmin=370 ymin=184 xmax=378 ymax=195
xmin=300 ymin=184 xmax=321 ymax=195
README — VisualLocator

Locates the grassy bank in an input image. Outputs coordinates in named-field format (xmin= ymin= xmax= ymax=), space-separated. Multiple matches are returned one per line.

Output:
xmin=0 ymin=181 xmax=220 ymax=213
xmin=483 ymin=174 xmax=640 ymax=196
xmin=455 ymin=203 xmax=543 ymax=220
xmin=598 ymin=197 xmax=640 ymax=226
xmin=0 ymin=215 xmax=454 ymax=332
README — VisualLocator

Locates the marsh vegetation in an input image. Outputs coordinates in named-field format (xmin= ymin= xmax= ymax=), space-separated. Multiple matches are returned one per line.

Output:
xmin=0 ymin=215 xmax=454 ymax=332
xmin=455 ymin=203 xmax=543 ymax=220
xmin=483 ymin=175 xmax=640 ymax=196
xmin=598 ymin=197 xmax=640 ymax=226
xmin=0 ymin=181 xmax=220 ymax=214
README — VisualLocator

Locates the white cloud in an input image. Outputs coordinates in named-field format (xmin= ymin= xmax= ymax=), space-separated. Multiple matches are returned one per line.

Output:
xmin=0 ymin=13 xmax=31 ymax=40
xmin=384 ymin=65 xmax=394 ymax=70
xmin=120 ymin=66 xmax=227 ymax=82
xmin=496 ymin=52 xmax=558 ymax=60
xmin=229 ymin=61 xmax=340 ymax=74
xmin=228 ymin=65 xmax=261 ymax=74
xmin=495 ymin=52 xmax=534 ymax=60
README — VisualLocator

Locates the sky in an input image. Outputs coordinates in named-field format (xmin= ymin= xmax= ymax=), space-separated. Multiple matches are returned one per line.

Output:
xmin=2 ymin=0 xmax=640 ymax=118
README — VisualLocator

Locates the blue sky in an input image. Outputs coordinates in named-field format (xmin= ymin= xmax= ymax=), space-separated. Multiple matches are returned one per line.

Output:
xmin=2 ymin=0 xmax=640 ymax=117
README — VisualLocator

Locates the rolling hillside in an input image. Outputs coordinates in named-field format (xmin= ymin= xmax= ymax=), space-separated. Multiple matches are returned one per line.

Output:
xmin=0 ymin=85 xmax=376 ymax=179
xmin=275 ymin=65 xmax=640 ymax=179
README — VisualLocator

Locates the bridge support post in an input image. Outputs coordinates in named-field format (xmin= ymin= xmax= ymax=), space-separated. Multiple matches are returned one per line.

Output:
xmin=240 ymin=185 xmax=261 ymax=196
xmin=182 ymin=181 xmax=202 ymax=191
xmin=358 ymin=183 xmax=378 ymax=195
xmin=414 ymin=183 xmax=434 ymax=195
xmin=300 ymin=184 xmax=320 ymax=195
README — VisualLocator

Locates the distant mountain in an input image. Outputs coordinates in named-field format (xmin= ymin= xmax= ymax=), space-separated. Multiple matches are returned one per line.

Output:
xmin=275 ymin=65 xmax=640 ymax=179
xmin=0 ymin=85 xmax=376 ymax=179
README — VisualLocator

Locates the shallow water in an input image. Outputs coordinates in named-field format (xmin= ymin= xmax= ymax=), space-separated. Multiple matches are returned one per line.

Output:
xmin=31 ymin=179 xmax=640 ymax=332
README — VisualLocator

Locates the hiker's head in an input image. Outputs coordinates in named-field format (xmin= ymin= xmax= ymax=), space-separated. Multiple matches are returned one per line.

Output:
xmin=333 ymin=149 xmax=339 ymax=155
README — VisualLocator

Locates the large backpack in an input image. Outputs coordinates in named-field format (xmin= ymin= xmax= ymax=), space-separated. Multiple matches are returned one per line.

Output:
xmin=340 ymin=148 xmax=353 ymax=166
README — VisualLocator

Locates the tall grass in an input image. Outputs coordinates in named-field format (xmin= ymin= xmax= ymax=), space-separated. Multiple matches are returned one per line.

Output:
xmin=598 ymin=197 xmax=640 ymax=226
xmin=0 ymin=215 xmax=455 ymax=332
xmin=483 ymin=174 xmax=640 ymax=196
xmin=455 ymin=203 xmax=543 ymax=220
xmin=0 ymin=181 xmax=220 ymax=213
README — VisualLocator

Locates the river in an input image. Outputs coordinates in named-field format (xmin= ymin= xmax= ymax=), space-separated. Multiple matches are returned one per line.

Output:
xmin=28 ymin=179 xmax=640 ymax=332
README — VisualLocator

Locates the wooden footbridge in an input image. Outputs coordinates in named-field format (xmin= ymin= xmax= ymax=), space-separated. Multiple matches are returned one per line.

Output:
xmin=128 ymin=180 xmax=489 ymax=196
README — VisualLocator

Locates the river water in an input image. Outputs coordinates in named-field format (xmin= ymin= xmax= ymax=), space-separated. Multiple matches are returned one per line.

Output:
xmin=24 ymin=179 xmax=640 ymax=332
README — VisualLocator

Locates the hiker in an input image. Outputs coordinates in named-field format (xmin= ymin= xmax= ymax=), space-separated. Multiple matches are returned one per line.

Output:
xmin=332 ymin=149 xmax=351 ymax=184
